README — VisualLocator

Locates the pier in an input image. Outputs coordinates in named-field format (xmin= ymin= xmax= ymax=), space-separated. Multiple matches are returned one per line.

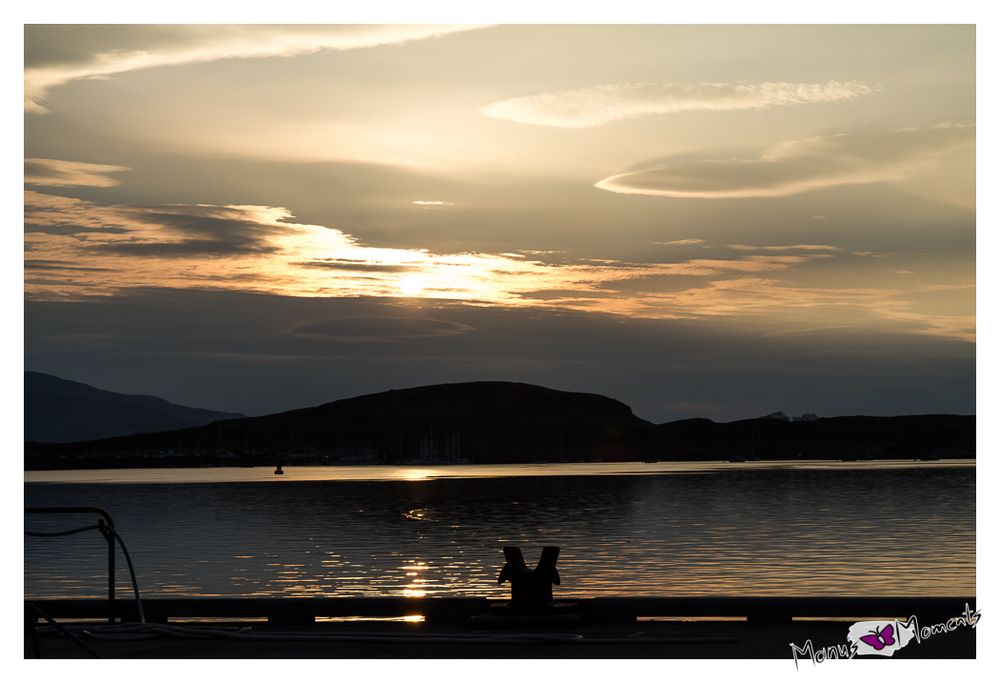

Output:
xmin=25 ymin=595 xmax=977 ymax=659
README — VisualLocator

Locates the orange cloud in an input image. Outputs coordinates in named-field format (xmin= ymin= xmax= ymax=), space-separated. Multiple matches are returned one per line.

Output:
xmin=25 ymin=190 xmax=968 ymax=341
xmin=25 ymin=158 xmax=130 ymax=188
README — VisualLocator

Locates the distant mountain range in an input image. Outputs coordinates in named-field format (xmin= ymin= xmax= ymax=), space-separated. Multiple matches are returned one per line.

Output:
xmin=25 ymin=371 xmax=244 ymax=443
xmin=25 ymin=379 xmax=974 ymax=469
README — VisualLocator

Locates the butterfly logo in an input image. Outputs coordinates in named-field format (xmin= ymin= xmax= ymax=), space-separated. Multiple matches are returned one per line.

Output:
xmin=858 ymin=623 xmax=896 ymax=651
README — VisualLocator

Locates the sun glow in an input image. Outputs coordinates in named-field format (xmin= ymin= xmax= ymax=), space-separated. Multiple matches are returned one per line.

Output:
xmin=23 ymin=191 xmax=976 ymax=341
xmin=399 ymin=274 xmax=426 ymax=297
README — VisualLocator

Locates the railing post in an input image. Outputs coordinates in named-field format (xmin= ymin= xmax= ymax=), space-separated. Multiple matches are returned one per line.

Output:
xmin=97 ymin=518 xmax=116 ymax=624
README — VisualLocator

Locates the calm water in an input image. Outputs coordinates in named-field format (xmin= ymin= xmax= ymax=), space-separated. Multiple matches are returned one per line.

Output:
xmin=25 ymin=462 xmax=975 ymax=599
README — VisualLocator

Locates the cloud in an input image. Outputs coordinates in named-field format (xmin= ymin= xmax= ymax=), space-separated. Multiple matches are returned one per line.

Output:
xmin=24 ymin=188 xmax=834 ymax=313
xmin=25 ymin=158 xmax=130 ymax=188
xmin=294 ymin=259 xmax=418 ymax=273
xmin=726 ymin=244 xmax=842 ymax=252
xmin=595 ymin=123 xmax=974 ymax=199
xmin=290 ymin=316 xmax=473 ymax=343
xmin=635 ymin=277 xmax=974 ymax=342
xmin=482 ymin=81 xmax=874 ymax=128
xmin=25 ymin=288 xmax=974 ymax=421
xmin=26 ymin=189 xmax=967 ymax=341
xmin=98 ymin=207 xmax=293 ymax=256
xmin=654 ymin=239 xmax=706 ymax=246
xmin=852 ymin=251 xmax=888 ymax=258
xmin=641 ymin=254 xmax=829 ymax=277
xmin=25 ymin=25 xmax=484 ymax=113
xmin=24 ymin=259 xmax=112 ymax=272
xmin=412 ymin=200 xmax=455 ymax=207
xmin=24 ymin=192 xmax=295 ymax=256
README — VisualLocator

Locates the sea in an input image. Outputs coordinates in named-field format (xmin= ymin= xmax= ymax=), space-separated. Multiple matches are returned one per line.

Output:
xmin=25 ymin=461 xmax=975 ymax=600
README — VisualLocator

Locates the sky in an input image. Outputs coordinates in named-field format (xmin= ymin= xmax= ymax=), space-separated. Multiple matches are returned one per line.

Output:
xmin=22 ymin=24 xmax=975 ymax=422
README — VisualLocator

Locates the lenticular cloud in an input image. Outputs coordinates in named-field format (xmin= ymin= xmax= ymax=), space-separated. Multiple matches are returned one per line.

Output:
xmin=482 ymin=81 xmax=875 ymax=128
xmin=594 ymin=123 xmax=974 ymax=199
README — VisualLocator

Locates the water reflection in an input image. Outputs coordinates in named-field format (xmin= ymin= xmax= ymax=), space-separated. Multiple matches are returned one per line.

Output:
xmin=25 ymin=467 xmax=974 ymax=599
xmin=24 ymin=459 xmax=975 ymax=485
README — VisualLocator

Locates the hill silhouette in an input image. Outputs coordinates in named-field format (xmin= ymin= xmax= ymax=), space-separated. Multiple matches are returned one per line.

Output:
xmin=25 ymin=380 xmax=973 ymax=469
xmin=652 ymin=414 xmax=973 ymax=460
xmin=25 ymin=371 xmax=244 ymax=443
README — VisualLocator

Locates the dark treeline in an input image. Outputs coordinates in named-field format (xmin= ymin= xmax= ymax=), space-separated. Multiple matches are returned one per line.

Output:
xmin=25 ymin=382 xmax=974 ymax=469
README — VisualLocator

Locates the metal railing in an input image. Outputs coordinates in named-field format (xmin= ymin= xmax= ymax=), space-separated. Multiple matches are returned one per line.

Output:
xmin=25 ymin=507 xmax=118 ymax=624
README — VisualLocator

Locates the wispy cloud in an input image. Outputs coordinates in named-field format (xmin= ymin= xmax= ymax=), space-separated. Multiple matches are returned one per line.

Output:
xmin=412 ymin=200 xmax=456 ymax=207
xmin=482 ymin=81 xmax=875 ymax=128
xmin=640 ymin=255 xmax=829 ymax=277
xmin=25 ymin=25 xmax=484 ymax=114
xmin=727 ymin=244 xmax=842 ymax=252
xmin=290 ymin=316 xmax=473 ymax=343
xmin=24 ymin=190 xmax=821 ymax=305
xmin=633 ymin=277 xmax=974 ymax=342
xmin=25 ymin=192 xmax=295 ymax=256
xmin=25 ymin=189 xmax=968 ymax=341
xmin=24 ymin=259 xmax=112 ymax=272
xmin=852 ymin=251 xmax=888 ymax=258
xmin=654 ymin=239 xmax=706 ymax=246
xmin=25 ymin=158 xmax=130 ymax=188
xmin=294 ymin=259 xmax=418 ymax=273
xmin=595 ymin=123 xmax=974 ymax=199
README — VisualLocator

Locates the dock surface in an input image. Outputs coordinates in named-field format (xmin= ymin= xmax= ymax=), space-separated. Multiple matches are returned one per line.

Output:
xmin=26 ymin=596 xmax=977 ymax=659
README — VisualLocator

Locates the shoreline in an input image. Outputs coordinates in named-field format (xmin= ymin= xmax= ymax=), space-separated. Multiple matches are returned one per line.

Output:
xmin=24 ymin=458 xmax=976 ymax=485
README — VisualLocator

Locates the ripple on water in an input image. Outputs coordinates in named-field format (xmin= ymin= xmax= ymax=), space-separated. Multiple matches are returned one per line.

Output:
xmin=25 ymin=466 xmax=974 ymax=598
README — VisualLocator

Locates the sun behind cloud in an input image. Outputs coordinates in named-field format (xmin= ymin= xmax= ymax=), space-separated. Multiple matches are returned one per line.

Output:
xmin=398 ymin=274 xmax=426 ymax=297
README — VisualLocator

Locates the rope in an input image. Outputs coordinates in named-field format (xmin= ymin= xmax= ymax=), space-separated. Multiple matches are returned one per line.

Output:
xmin=101 ymin=522 xmax=145 ymax=624
xmin=26 ymin=602 xmax=102 ymax=658
xmin=26 ymin=524 xmax=100 ymax=538
xmin=25 ymin=519 xmax=146 ymax=624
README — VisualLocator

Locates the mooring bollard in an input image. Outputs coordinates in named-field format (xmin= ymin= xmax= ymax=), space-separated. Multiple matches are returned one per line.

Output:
xmin=497 ymin=546 xmax=560 ymax=611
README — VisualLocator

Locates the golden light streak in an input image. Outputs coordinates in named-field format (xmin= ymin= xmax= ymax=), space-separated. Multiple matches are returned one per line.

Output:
xmin=23 ymin=190 xmax=974 ymax=342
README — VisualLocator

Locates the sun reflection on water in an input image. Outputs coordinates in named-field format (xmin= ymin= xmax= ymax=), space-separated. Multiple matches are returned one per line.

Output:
xmin=25 ymin=465 xmax=975 ymax=600
xmin=399 ymin=468 xmax=440 ymax=481
xmin=399 ymin=560 xmax=432 ymax=597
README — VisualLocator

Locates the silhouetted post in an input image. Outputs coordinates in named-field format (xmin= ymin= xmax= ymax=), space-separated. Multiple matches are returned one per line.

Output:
xmin=497 ymin=546 xmax=560 ymax=612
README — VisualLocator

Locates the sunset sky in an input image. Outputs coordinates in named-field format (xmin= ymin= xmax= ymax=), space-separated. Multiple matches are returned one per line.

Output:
xmin=23 ymin=24 xmax=975 ymax=421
